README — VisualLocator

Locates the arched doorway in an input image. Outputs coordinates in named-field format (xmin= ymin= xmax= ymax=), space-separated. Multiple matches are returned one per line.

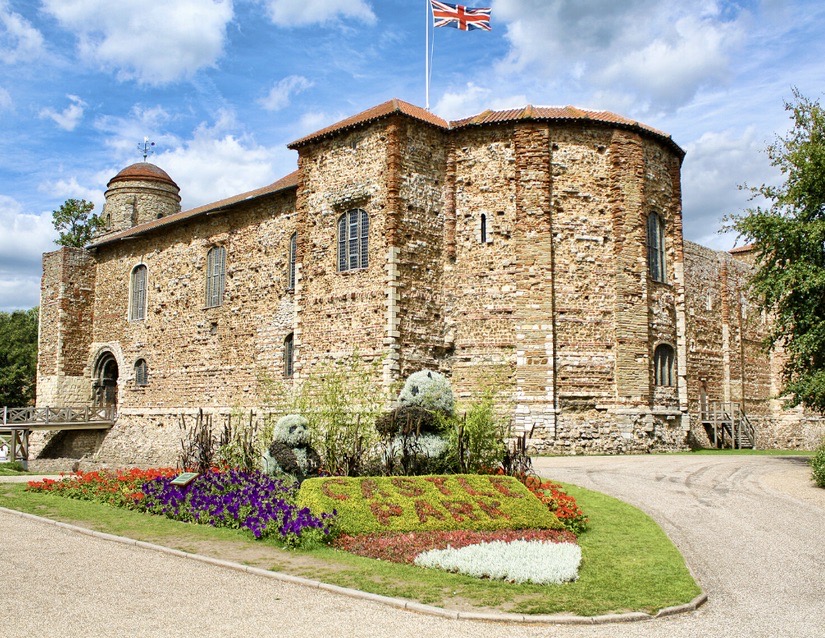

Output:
xmin=93 ymin=352 xmax=119 ymax=412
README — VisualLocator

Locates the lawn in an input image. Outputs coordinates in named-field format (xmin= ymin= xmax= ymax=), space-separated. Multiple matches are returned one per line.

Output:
xmin=0 ymin=478 xmax=700 ymax=616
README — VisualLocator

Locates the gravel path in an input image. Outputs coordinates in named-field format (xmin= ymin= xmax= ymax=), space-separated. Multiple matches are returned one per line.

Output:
xmin=2 ymin=455 xmax=823 ymax=637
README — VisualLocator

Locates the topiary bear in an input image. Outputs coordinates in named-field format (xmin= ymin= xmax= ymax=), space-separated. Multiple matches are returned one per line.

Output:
xmin=261 ymin=414 xmax=320 ymax=481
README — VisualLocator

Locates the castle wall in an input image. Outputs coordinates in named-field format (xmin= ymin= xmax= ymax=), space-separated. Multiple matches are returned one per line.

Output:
xmin=35 ymin=107 xmax=823 ymax=468
xmin=36 ymin=247 xmax=96 ymax=406
xmin=293 ymin=124 xmax=390 ymax=384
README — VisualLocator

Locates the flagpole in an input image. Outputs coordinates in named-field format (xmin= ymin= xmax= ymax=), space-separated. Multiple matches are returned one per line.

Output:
xmin=425 ymin=0 xmax=430 ymax=110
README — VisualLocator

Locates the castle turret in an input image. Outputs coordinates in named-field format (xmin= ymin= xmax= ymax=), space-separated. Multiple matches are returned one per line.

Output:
xmin=101 ymin=162 xmax=181 ymax=234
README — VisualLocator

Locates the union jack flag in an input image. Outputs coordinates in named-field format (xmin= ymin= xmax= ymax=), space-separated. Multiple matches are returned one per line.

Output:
xmin=431 ymin=1 xmax=491 ymax=31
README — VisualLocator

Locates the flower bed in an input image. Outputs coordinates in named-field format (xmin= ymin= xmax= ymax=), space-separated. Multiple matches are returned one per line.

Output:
xmin=299 ymin=474 xmax=562 ymax=534
xmin=519 ymin=476 xmax=589 ymax=535
xmin=28 ymin=468 xmax=331 ymax=543
xmin=333 ymin=528 xmax=576 ymax=564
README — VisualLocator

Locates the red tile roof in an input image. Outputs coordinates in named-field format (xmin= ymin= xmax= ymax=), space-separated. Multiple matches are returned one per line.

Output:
xmin=729 ymin=244 xmax=755 ymax=254
xmin=288 ymin=99 xmax=450 ymax=148
xmin=289 ymin=98 xmax=682 ymax=157
xmin=450 ymin=105 xmax=683 ymax=157
xmin=108 ymin=162 xmax=178 ymax=189
xmin=90 ymin=170 xmax=299 ymax=248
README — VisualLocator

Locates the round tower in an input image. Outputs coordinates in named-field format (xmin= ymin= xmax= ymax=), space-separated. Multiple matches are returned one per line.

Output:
xmin=101 ymin=162 xmax=181 ymax=234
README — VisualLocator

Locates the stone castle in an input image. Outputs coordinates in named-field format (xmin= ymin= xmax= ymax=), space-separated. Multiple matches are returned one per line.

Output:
xmin=34 ymin=99 xmax=823 ymax=466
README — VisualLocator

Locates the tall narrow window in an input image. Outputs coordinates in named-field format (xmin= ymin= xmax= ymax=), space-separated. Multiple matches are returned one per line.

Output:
xmin=205 ymin=246 xmax=226 ymax=308
xmin=654 ymin=344 xmax=675 ymax=386
xmin=647 ymin=212 xmax=666 ymax=282
xmin=284 ymin=333 xmax=294 ymax=378
xmin=287 ymin=232 xmax=297 ymax=290
xmin=480 ymin=213 xmax=487 ymax=243
xmin=130 ymin=264 xmax=147 ymax=321
xmin=134 ymin=359 xmax=148 ymax=386
xmin=337 ymin=209 xmax=369 ymax=271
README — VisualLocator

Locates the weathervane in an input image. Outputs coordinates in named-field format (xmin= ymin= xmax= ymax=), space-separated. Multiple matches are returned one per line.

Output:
xmin=138 ymin=137 xmax=155 ymax=162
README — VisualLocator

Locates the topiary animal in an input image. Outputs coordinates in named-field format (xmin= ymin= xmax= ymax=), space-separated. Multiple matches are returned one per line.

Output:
xmin=262 ymin=414 xmax=320 ymax=481
xmin=398 ymin=369 xmax=454 ymax=415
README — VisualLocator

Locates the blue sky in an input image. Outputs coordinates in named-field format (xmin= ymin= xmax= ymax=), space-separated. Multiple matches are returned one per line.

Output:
xmin=1 ymin=0 xmax=824 ymax=312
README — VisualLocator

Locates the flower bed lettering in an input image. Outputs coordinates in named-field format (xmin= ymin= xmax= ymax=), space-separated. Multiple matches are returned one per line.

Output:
xmin=299 ymin=474 xmax=562 ymax=534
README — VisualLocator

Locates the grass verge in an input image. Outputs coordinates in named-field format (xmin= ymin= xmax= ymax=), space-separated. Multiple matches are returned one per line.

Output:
xmin=0 ymin=480 xmax=700 ymax=616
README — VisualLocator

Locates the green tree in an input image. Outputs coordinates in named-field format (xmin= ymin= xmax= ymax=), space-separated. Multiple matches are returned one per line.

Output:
xmin=0 ymin=307 xmax=39 ymax=407
xmin=52 ymin=198 xmax=103 ymax=247
xmin=727 ymin=89 xmax=825 ymax=411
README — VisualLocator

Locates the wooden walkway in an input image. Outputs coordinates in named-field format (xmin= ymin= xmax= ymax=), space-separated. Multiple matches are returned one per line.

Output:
xmin=1 ymin=406 xmax=115 ymax=466
xmin=700 ymin=401 xmax=755 ymax=449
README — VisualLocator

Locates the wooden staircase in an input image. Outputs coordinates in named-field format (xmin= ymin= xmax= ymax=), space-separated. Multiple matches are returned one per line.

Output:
xmin=700 ymin=401 xmax=755 ymax=449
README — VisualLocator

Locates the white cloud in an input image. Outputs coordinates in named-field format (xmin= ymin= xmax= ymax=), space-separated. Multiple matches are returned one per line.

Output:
xmin=39 ymin=94 xmax=87 ymax=131
xmin=434 ymin=82 xmax=528 ymax=120
xmin=680 ymin=128 xmax=779 ymax=249
xmin=0 ymin=86 xmax=10 ymax=110
xmin=144 ymin=110 xmax=280 ymax=209
xmin=0 ymin=1 xmax=45 ymax=64
xmin=492 ymin=0 xmax=748 ymax=113
xmin=262 ymin=0 xmax=375 ymax=27
xmin=0 ymin=194 xmax=56 ymax=310
xmin=41 ymin=0 xmax=233 ymax=85
xmin=259 ymin=75 xmax=313 ymax=111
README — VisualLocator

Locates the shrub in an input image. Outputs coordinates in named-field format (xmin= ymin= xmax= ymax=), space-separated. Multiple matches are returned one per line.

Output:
xmin=811 ymin=438 xmax=825 ymax=488
xmin=398 ymin=370 xmax=454 ymax=415
xmin=299 ymin=474 xmax=562 ymax=535
xmin=442 ymin=390 xmax=509 ymax=474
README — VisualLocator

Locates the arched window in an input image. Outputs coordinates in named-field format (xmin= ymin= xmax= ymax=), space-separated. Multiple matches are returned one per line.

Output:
xmin=480 ymin=213 xmax=487 ymax=243
xmin=130 ymin=264 xmax=147 ymax=321
xmin=337 ymin=209 xmax=369 ymax=271
xmin=205 ymin=246 xmax=226 ymax=308
xmin=287 ymin=232 xmax=297 ymax=290
xmin=647 ymin=212 xmax=666 ymax=282
xmin=134 ymin=359 xmax=148 ymax=386
xmin=654 ymin=343 xmax=675 ymax=386
xmin=284 ymin=333 xmax=294 ymax=378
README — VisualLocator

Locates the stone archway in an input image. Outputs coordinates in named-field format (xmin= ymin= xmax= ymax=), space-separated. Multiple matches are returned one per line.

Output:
xmin=93 ymin=351 xmax=119 ymax=412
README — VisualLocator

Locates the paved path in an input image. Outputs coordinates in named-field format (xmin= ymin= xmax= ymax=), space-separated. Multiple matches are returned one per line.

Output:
xmin=2 ymin=455 xmax=823 ymax=637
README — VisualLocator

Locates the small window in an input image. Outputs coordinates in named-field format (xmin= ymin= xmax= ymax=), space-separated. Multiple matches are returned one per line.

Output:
xmin=130 ymin=264 xmax=147 ymax=322
xmin=480 ymin=213 xmax=488 ymax=243
xmin=287 ymin=232 xmax=297 ymax=290
xmin=337 ymin=209 xmax=369 ymax=271
xmin=134 ymin=359 xmax=148 ymax=386
xmin=284 ymin=333 xmax=294 ymax=378
xmin=647 ymin=212 xmax=666 ymax=282
xmin=654 ymin=344 xmax=675 ymax=386
xmin=205 ymin=246 xmax=226 ymax=308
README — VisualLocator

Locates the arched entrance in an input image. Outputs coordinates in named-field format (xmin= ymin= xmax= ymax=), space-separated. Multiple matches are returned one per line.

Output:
xmin=93 ymin=352 xmax=119 ymax=412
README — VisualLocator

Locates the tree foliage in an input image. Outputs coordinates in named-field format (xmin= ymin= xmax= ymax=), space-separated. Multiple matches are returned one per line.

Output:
xmin=52 ymin=198 xmax=104 ymax=247
xmin=0 ymin=308 xmax=38 ymax=407
xmin=727 ymin=89 xmax=825 ymax=411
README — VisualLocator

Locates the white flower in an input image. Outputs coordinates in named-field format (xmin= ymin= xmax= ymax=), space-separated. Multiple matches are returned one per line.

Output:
xmin=414 ymin=540 xmax=581 ymax=585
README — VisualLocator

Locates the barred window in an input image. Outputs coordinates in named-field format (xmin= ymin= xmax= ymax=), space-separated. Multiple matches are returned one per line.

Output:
xmin=647 ymin=212 xmax=666 ymax=282
xmin=205 ymin=246 xmax=226 ymax=308
xmin=287 ymin=232 xmax=297 ymax=290
xmin=130 ymin=264 xmax=147 ymax=322
xmin=134 ymin=359 xmax=148 ymax=386
xmin=337 ymin=209 xmax=369 ymax=271
xmin=654 ymin=343 xmax=675 ymax=386
xmin=284 ymin=333 xmax=294 ymax=378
